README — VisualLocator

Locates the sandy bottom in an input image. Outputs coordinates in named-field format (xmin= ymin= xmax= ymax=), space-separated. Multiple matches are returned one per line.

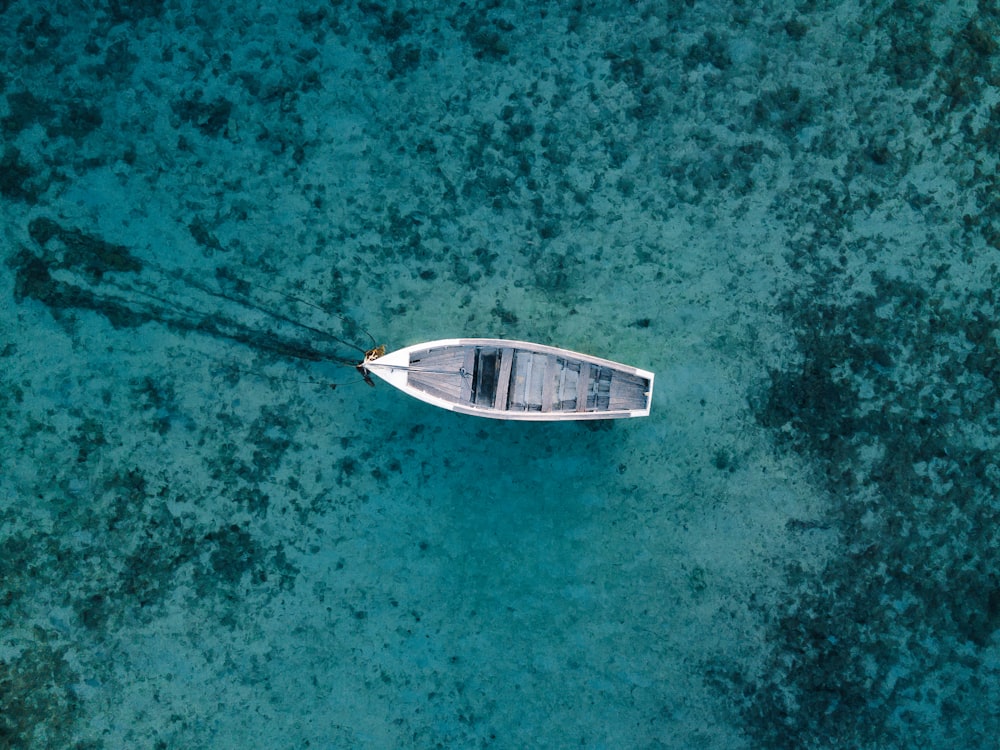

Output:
xmin=1 ymin=1 xmax=998 ymax=747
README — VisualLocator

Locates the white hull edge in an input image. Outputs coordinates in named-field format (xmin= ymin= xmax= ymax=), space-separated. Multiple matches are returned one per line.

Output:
xmin=364 ymin=338 xmax=654 ymax=421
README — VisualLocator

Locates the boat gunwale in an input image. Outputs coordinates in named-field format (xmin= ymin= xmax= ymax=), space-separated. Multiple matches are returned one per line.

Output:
xmin=364 ymin=338 xmax=654 ymax=421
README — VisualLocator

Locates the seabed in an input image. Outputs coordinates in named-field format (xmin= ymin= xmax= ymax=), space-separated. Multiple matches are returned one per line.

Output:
xmin=1 ymin=1 xmax=998 ymax=748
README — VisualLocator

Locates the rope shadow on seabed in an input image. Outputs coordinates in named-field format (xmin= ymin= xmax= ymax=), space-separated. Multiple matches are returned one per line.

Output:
xmin=9 ymin=217 xmax=376 ymax=385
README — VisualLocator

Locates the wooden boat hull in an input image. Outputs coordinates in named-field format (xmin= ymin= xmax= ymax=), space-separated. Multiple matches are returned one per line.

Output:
xmin=363 ymin=338 xmax=653 ymax=421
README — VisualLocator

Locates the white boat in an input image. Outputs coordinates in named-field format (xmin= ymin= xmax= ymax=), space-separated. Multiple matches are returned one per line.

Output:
xmin=358 ymin=338 xmax=653 ymax=421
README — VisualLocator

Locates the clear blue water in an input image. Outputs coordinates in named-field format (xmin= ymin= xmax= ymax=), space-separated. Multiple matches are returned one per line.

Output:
xmin=2 ymin=1 xmax=998 ymax=747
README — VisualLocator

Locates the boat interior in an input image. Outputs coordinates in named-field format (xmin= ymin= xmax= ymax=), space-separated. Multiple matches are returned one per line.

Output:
xmin=406 ymin=344 xmax=650 ymax=414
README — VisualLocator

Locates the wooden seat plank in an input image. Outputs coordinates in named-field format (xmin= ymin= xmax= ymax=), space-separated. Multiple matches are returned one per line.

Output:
xmin=576 ymin=363 xmax=591 ymax=411
xmin=494 ymin=348 xmax=514 ymax=410
xmin=541 ymin=355 xmax=557 ymax=411
xmin=460 ymin=347 xmax=476 ymax=403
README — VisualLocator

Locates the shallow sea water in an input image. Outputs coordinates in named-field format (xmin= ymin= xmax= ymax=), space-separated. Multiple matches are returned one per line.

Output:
xmin=1 ymin=1 xmax=998 ymax=748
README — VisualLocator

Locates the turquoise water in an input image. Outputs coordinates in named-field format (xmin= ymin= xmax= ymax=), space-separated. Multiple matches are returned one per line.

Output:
xmin=2 ymin=1 xmax=998 ymax=747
